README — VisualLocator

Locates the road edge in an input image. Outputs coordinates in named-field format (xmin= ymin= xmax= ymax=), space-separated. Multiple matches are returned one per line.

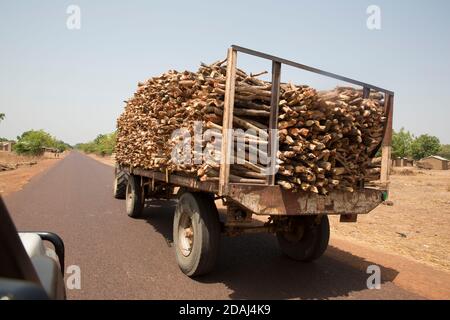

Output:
xmin=0 ymin=154 xmax=67 ymax=197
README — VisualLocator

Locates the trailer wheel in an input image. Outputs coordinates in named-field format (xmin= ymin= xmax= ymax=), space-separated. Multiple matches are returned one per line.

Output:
xmin=277 ymin=215 xmax=329 ymax=262
xmin=113 ymin=168 xmax=127 ymax=199
xmin=125 ymin=175 xmax=144 ymax=218
xmin=173 ymin=192 xmax=220 ymax=277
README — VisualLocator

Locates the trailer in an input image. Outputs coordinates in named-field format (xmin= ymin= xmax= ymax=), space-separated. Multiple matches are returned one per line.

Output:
xmin=113 ymin=45 xmax=394 ymax=277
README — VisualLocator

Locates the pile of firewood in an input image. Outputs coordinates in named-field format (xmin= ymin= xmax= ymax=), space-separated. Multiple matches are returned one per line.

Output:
xmin=116 ymin=59 xmax=386 ymax=194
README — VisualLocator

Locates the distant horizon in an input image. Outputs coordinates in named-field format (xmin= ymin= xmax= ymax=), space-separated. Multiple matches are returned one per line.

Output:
xmin=1 ymin=118 xmax=448 ymax=148
xmin=1 ymin=1 xmax=449 ymax=145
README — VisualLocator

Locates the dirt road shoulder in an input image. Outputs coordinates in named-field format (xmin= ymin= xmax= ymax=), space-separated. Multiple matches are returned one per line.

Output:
xmin=0 ymin=157 xmax=63 ymax=196
xmin=85 ymin=153 xmax=115 ymax=167
xmin=329 ymin=236 xmax=450 ymax=299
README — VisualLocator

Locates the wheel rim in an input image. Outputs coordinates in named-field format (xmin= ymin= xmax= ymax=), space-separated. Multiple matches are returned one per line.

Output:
xmin=113 ymin=176 xmax=118 ymax=194
xmin=126 ymin=182 xmax=133 ymax=212
xmin=178 ymin=212 xmax=194 ymax=257
xmin=283 ymin=223 xmax=305 ymax=243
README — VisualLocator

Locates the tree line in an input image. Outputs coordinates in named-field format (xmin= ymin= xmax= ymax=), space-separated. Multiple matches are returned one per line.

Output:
xmin=1 ymin=112 xmax=71 ymax=155
xmin=75 ymin=132 xmax=117 ymax=156
xmin=2 ymin=111 xmax=449 ymax=160
xmin=392 ymin=128 xmax=449 ymax=160
xmin=1 ymin=129 xmax=71 ymax=155
xmin=14 ymin=130 xmax=72 ymax=155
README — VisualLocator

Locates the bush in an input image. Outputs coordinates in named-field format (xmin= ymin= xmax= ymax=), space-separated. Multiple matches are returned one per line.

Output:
xmin=410 ymin=134 xmax=441 ymax=160
xmin=14 ymin=130 xmax=55 ymax=155
xmin=13 ymin=130 xmax=70 ymax=155
xmin=438 ymin=144 xmax=450 ymax=160
xmin=391 ymin=129 xmax=446 ymax=161
xmin=76 ymin=132 xmax=116 ymax=156
xmin=392 ymin=128 xmax=413 ymax=158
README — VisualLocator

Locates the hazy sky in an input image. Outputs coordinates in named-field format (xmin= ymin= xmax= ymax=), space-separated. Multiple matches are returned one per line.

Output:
xmin=1 ymin=0 xmax=449 ymax=144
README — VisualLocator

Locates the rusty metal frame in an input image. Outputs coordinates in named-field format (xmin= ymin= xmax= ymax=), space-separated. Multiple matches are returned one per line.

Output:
xmin=267 ymin=61 xmax=281 ymax=186
xmin=127 ymin=167 xmax=219 ymax=193
xmin=227 ymin=184 xmax=384 ymax=216
xmin=121 ymin=45 xmax=394 ymax=217
xmin=231 ymin=45 xmax=394 ymax=95
xmin=121 ymin=165 xmax=385 ymax=216
xmin=380 ymin=94 xmax=394 ymax=186
xmin=218 ymin=45 xmax=395 ymax=195
xmin=219 ymin=48 xmax=237 ymax=196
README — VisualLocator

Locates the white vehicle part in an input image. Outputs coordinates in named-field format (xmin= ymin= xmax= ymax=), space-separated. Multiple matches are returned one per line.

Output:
xmin=18 ymin=233 xmax=64 ymax=299
xmin=19 ymin=233 xmax=46 ymax=259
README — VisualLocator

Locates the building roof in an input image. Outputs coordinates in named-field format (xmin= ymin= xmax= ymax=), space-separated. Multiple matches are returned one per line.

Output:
xmin=422 ymin=155 xmax=449 ymax=162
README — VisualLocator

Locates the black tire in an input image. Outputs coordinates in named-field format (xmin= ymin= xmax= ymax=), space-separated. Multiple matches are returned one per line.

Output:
xmin=125 ymin=175 xmax=144 ymax=218
xmin=277 ymin=215 xmax=329 ymax=262
xmin=173 ymin=192 xmax=221 ymax=277
xmin=113 ymin=169 xmax=127 ymax=199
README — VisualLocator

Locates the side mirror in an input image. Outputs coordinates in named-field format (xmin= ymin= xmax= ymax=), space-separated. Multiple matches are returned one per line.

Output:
xmin=0 ymin=198 xmax=66 ymax=300
xmin=0 ymin=278 xmax=49 ymax=300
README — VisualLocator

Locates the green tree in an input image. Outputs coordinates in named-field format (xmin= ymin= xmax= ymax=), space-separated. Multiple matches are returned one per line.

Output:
xmin=410 ymin=134 xmax=441 ymax=160
xmin=438 ymin=144 xmax=450 ymax=160
xmin=392 ymin=128 xmax=413 ymax=158
xmin=76 ymin=131 xmax=117 ymax=156
xmin=53 ymin=140 xmax=72 ymax=152
xmin=14 ymin=130 xmax=55 ymax=155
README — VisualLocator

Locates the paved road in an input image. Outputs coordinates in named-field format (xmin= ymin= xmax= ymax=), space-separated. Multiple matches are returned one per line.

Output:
xmin=4 ymin=152 xmax=424 ymax=299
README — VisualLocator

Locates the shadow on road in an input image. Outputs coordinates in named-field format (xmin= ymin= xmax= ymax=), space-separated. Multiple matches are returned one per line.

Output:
xmin=139 ymin=200 xmax=399 ymax=300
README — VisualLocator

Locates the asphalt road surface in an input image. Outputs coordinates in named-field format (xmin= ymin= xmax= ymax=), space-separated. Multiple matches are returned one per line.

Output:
xmin=4 ymin=152 xmax=424 ymax=299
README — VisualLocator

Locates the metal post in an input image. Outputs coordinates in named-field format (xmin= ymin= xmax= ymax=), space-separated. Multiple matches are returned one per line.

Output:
xmin=380 ymin=94 xmax=394 ymax=186
xmin=219 ymin=48 xmax=237 ymax=196
xmin=267 ymin=61 xmax=281 ymax=185
xmin=363 ymin=87 xmax=370 ymax=99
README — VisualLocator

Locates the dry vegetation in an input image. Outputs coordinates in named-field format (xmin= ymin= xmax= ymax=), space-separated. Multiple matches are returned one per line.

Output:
xmin=330 ymin=167 xmax=450 ymax=273
xmin=391 ymin=168 xmax=417 ymax=176
xmin=86 ymin=152 xmax=116 ymax=167
xmin=0 ymin=152 xmax=40 ymax=171
xmin=0 ymin=151 xmax=67 ymax=195
xmin=0 ymin=152 xmax=64 ymax=196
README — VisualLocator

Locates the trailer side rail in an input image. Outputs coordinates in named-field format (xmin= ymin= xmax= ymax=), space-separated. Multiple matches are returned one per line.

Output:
xmin=219 ymin=45 xmax=394 ymax=196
